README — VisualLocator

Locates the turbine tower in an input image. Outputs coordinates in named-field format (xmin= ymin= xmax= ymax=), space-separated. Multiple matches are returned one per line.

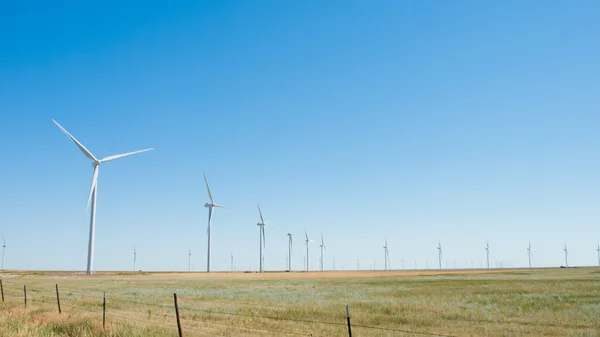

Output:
xmin=320 ymin=234 xmax=326 ymax=271
xmin=203 ymin=173 xmax=223 ymax=273
xmin=257 ymin=205 xmax=267 ymax=273
xmin=485 ymin=240 xmax=490 ymax=269
xmin=383 ymin=239 xmax=390 ymax=271
xmin=287 ymin=233 xmax=293 ymax=272
xmin=133 ymin=247 xmax=137 ymax=271
xmin=596 ymin=243 xmax=600 ymax=267
xmin=1 ymin=236 xmax=8 ymax=270
xmin=188 ymin=247 xmax=192 ymax=272
xmin=527 ymin=242 xmax=532 ymax=269
xmin=53 ymin=120 xmax=153 ymax=275
xmin=303 ymin=231 xmax=314 ymax=271
xmin=564 ymin=243 xmax=569 ymax=267
xmin=230 ymin=253 xmax=234 ymax=271
xmin=437 ymin=241 xmax=443 ymax=269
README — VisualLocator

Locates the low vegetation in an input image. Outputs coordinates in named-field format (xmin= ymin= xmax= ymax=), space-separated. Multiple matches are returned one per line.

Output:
xmin=0 ymin=268 xmax=599 ymax=336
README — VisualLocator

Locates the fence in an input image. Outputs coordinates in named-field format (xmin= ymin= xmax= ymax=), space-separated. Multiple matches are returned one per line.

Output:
xmin=0 ymin=279 xmax=454 ymax=337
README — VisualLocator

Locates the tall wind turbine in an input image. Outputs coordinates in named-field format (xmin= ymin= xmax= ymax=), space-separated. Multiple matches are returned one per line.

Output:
xmin=383 ymin=239 xmax=390 ymax=271
xmin=303 ymin=231 xmax=314 ymax=271
xmin=437 ymin=241 xmax=443 ymax=269
xmin=287 ymin=233 xmax=293 ymax=271
xmin=230 ymin=253 xmax=234 ymax=271
xmin=53 ymin=120 xmax=153 ymax=275
xmin=527 ymin=242 xmax=532 ymax=269
xmin=319 ymin=234 xmax=326 ymax=271
xmin=257 ymin=205 xmax=267 ymax=273
xmin=203 ymin=173 xmax=223 ymax=273
xmin=1 ymin=236 xmax=8 ymax=270
xmin=564 ymin=243 xmax=569 ymax=267
xmin=188 ymin=247 xmax=192 ymax=272
xmin=596 ymin=243 xmax=600 ymax=267
xmin=485 ymin=240 xmax=490 ymax=269
xmin=133 ymin=247 xmax=137 ymax=271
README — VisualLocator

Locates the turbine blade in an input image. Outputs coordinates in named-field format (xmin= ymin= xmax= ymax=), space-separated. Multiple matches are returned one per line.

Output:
xmin=305 ymin=230 xmax=308 ymax=241
xmin=53 ymin=120 xmax=98 ymax=162
xmin=86 ymin=165 xmax=99 ymax=211
xmin=258 ymin=204 xmax=265 ymax=224
xmin=203 ymin=172 xmax=215 ymax=204
xmin=100 ymin=148 xmax=153 ymax=163
xmin=262 ymin=227 xmax=266 ymax=248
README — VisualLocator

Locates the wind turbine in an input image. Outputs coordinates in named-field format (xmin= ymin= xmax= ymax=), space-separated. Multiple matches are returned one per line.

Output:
xmin=485 ymin=240 xmax=490 ymax=269
xmin=188 ymin=247 xmax=192 ymax=272
xmin=527 ymin=242 xmax=532 ymax=269
xmin=257 ymin=205 xmax=267 ymax=273
xmin=564 ymin=243 xmax=568 ymax=267
xmin=275 ymin=223 xmax=293 ymax=272
xmin=596 ymin=243 xmax=600 ymax=267
xmin=230 ymin=253 xmax=234 ymax=272
xmin=319 ymin=234 xmax=326 ymax=271
xmin=133 ymin=247 xmax=137 ymax=271
xmin=203 ymin=173 xmax=224 ymax=273
xmin=437 ymin=241 xmax=443 ymax=269
xmin=1 ymin=236 xmax=9 ymax=270
xmin=383 ymin=239 xmax=390 ymax=271
xmin=303 ymin=231 xmax=314 ymax=271
xmin=53 ymin=120 xmax=153 ymax=275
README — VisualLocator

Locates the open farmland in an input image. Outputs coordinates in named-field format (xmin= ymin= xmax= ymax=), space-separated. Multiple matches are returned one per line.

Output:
xmin=0 ymin=268 xmax=599 ymax=336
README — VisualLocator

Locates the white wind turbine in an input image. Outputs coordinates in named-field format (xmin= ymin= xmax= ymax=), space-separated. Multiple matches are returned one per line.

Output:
xmin=383 ymin=239 xmax=390 ymax=271
xmin=485 ymin=240 xmax=490 ymax=269
xmin=275 ymin=223 xmax=293 ymax=272
xmin=188 ymin=247 xmax=192 ymax=272
xmin=437 ymin=241 xmax=443 ymax=269
xmin=319 ymin=234 xmax=326 ymax=271
xmin=203 ymin=172 xmax=224 ymax=273
xmin=303 ymin=231 xmax=315 ymax=271
xmin=1 ymin=235 xmax=9 ymax=270
xmin=53 ymin=120 xmax=153 ymax=275
xmin=230 ymin=253 xmax=234 ymax=272
xmin=596 ymin=243 xmax=600 ymax=267
xmin=257 ymin=205 xmax=267 ymax=273
xmin=527 ymin=242 xmax=532 ymax=269
xmin=564 ymin=243 xmax=569 ymax=267
xmin=133 ymin=247 xmax=137 ymax=271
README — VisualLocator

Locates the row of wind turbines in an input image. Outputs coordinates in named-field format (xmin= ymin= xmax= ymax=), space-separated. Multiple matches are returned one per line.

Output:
xmin=51 ymin=120 xmax=600 ymax=274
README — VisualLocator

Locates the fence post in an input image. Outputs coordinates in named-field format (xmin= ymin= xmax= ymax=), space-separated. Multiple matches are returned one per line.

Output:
xmin=102 ymin=292 xmax=106 ymax=330
xmin=174 ymin=293 xmax=183 ymax=337
xmin=24 ymin=285 xmax=27 ymax=308
xmin=0 ymin=279 xmax=4 ymax=302
xmin=345 ymin=304 xmax=352 ymax=337
xmin=55 ymin=284 xmax=62 ymax=314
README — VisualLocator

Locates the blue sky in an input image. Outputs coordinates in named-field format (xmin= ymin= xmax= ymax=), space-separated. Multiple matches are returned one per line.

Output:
xmin=1 ymin=1 xmax=599 ymax=272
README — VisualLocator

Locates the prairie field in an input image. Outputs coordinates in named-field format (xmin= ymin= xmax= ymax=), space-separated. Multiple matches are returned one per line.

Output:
xmin=0 ymin=268 xmax=599 ymax=336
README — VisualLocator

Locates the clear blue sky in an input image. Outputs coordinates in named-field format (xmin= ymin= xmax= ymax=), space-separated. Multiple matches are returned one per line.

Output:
xmin=1 ymin=1 xmax=599 ymax=272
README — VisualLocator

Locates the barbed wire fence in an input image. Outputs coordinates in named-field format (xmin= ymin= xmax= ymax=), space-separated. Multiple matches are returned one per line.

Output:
xmin=0 ymin=279 xmax=456 ymax=337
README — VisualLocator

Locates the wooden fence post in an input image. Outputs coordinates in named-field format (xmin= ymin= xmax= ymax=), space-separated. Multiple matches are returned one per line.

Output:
xmin=174 ymin=293 xmax=183 ymax=337
xmin=0 ymin=279 xmax=4 ymax=302
xmin=345 ymin=304 xmax=352 ymax=337
xmin=24 ymin=285 xmax=27 ymax=308
xmin=55 ymin=284 xmax=62 ymax=314
xmin=102 ymin=292 xmax=106 ymax=330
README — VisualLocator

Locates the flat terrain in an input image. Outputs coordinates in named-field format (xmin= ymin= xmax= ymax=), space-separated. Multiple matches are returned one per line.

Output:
xmin=0 ymin=268 xmax=599 ymax=336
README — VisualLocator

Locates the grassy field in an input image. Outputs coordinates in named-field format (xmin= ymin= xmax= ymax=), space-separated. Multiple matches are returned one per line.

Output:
xmin=0 ymin=268 xmax=598 ymax=336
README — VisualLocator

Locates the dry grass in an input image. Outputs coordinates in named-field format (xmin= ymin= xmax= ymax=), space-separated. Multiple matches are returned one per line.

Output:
xmin=1 ymin=268 xmax=599 ymax=336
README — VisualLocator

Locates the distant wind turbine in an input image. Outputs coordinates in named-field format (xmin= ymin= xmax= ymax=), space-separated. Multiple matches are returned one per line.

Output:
xmin=527 ymin=242 xmax=532 ymax=269
xmin=230 ymin=253 xmax=234 ymax=271
xmin=320 ymin=234 xmax=326 ymax=271
xmin=275 ymin=222 xmax=293 ymax=272
xmin=485 ymin=240 xmax=490 ymax=269
xmin=1 ymin=235 xmax=9 ymax=270
xmin=188 ymin=247 xmax=192 ymax=272
xmin=383 ymin=239 xmax=390 ymax=271
xmin=257 ymin=205 xmax=267 ymax=273
xmin=203 ymin=173 xmax=224 ymax=273
xmin=564 ymin=243 xmax=569 ymax=267
xmin=53 ymin=120 xmax=153 ymax=275
xmin=596 ymin=243 xmax=600 ymax=267
xmin=437 ymin=241 xmax=443 ymax=270
xmin=303 ymin=231 xmax=314 ymax=271
xmin=133 ymin=247 xmax=137 ymax=271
